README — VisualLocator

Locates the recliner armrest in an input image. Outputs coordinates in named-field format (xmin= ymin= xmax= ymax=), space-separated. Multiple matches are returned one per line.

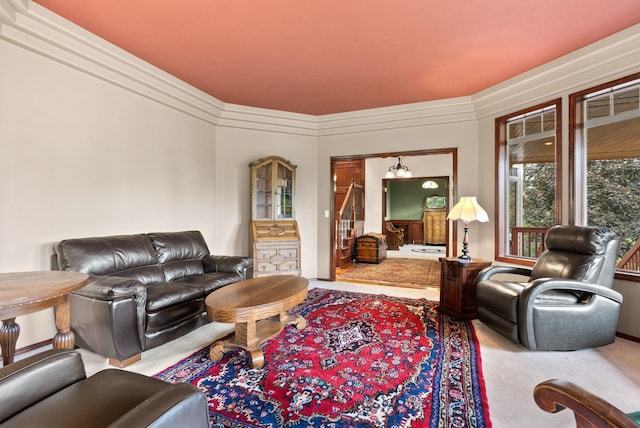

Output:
xmin=203 ymin=255 xmax=254 ymax=280
xmin=477 ymin=265 xmax=533 ymax=282
xmin=520 ymin=278 xmax=624 ymax=307
xmin=109 ymin=383 xmax=210 ymax=428
xmin=0 ymin=349 xmax=86 ymax=424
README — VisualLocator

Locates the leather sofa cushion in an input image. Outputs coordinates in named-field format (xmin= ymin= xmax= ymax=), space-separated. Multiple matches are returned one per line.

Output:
xmin=145 ymin=282 xmax=204 ymax=312
xmin=175 ymin=272 xmax=243 ymax=294
xmin=1 ymin=369 xmax=175 ymax=428
xmin=146 ymin=299 xmax=205 ymax=332
xmin=56 ymin=234 xmax=164 ymax=284
xmin=149 ymin=231 xmax=209 ymax=281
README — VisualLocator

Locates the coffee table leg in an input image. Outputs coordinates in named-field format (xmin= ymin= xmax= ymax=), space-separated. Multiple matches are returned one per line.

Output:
xmin=53 ymin=296 xmax=75 ymax=349
xmin=1 ymin=318 xmax=19 ymax=366
xmin=209 ymin=315 xmax=306 ymax=369
xmin=209 ymin=320 xmax=266 ymax=369
xmin=282 ymin=313 xmax=307 ymax=330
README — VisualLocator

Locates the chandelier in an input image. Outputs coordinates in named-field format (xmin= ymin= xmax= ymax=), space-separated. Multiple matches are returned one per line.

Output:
xmin=385 ymin=157 xmax=412 ymax=178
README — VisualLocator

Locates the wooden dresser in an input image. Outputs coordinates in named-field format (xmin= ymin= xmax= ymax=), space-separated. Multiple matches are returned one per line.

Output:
xmin=423 ymin=209 xmax=447 ymax=245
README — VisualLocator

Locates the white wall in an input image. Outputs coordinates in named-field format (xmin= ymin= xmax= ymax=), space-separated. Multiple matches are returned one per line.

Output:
xmin=316 ymin=110 xmax=480 ymax=279
xmin=213 ymin=124 xmax=318 ymax=277
xmin=2 ymin=1 xmax=640 ymax=347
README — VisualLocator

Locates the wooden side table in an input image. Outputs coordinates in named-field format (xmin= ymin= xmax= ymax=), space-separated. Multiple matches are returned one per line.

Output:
xmin=0 ymin=271 xmax=89 ymax=365
xmin=439 ymin=257 xmax=491 ymax=320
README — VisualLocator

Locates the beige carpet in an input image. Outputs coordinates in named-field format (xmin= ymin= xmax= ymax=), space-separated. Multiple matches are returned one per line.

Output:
xmin=337 ymin=257 xmax=440 ymax=289
xmin=58 ymin=281 xmax=640 ymax=428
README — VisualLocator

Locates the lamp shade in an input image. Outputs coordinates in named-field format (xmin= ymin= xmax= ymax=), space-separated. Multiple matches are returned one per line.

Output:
xmin=447 ymin=196 xmax=489 ymax=224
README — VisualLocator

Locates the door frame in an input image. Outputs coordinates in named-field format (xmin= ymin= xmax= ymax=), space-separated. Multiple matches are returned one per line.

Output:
xmin=329 ymin=148 xmax=458 ymax=281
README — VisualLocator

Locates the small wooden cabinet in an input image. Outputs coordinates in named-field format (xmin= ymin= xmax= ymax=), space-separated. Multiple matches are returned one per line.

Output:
xmin=249 ymin=156 xmax=301 ymax=277
xmin=439 ymin=257 xmax=491 ymax=320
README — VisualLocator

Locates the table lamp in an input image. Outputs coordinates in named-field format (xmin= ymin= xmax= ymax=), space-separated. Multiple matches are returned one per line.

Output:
xmin=447 ymin=196 xmax=489 ymax=260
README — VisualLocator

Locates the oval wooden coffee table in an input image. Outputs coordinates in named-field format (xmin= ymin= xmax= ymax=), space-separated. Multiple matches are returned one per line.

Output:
xmin=205 ymin=275 xmax=308 ymax=369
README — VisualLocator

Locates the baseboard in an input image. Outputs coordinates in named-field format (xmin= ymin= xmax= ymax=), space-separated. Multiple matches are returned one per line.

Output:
xmin=0 ymin=339 xmax=52 ymax=365
xmin=616 ymin=331 xmax=640 ymax=343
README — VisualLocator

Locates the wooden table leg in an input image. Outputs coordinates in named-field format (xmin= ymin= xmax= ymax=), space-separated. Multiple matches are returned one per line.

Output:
xmin=1 ymin=318 xmax=19 ymax=366
xmin=52 ymin=296 xmax=75 ymax=349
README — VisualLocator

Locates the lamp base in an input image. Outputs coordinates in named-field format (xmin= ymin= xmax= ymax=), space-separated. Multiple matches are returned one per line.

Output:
xmin=458 ymin=224 xmax=471 ymax=260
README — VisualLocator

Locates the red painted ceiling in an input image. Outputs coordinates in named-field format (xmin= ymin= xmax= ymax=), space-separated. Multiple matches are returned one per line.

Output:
xmin=33 ymin=1 xmax=640 ymax=115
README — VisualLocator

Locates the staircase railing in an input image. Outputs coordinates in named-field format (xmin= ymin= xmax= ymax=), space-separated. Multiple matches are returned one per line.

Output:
xmin=335 ymin=181 xmax=363 ymax=267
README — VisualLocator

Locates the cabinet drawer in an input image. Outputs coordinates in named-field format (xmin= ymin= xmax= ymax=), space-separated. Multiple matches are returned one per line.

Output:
xmin=256 ymin=262 xmax=277 ymax=273
xmin=278 ymin=248 xmax=298 ymax=258
xmin=256 ymin=249 xmax=277 ymax=260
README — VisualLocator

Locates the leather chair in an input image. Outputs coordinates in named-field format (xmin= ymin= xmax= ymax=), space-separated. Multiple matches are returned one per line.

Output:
xmin=385 ymin=222 xmax=405 ymax=250
xmin=0 ymin=349 xmax=210 ymax=428
xmin=534 ymin=379 xmax=640 ymax=427
xmin=476 ymin=225 xmax=622 ymax=351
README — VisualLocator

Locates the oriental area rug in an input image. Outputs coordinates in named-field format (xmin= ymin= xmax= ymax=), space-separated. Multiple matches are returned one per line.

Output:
xmin=154 ymin=289 xmax=491 ymax=427
xmin=337 ymin=258 xmax=441 ymax=289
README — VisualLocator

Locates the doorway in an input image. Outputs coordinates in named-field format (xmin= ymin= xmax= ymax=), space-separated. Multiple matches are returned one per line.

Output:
xmin=383 ymin=175 xmax=450 ymax=250
xmin=329 ymin=148 xmax=458 ymax=281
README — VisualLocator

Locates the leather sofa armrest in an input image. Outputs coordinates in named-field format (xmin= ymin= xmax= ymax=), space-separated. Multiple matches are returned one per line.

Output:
xmin=0 ymin=349 xmax=85 ymax=424
xmin=203 ymin=255 xmax=254 ymax=280
xmin=108 ymin=383 xmax=210 ymax=428
xmin=73 ymin=275 xmax=146 ymax=302
xmin=71 ymin=276 xmax=147 ymax=359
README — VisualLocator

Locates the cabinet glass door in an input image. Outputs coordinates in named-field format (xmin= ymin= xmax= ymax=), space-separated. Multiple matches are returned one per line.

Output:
xmin=254 ymin=163 xmax=273 ymax=220
xmin=276 ymin=162 xmax=294 ymax=219
xmin=250 ymin=155 xmax=296 ymax=221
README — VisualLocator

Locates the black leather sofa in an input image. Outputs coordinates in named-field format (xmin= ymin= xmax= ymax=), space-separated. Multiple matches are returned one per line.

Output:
xmin=0 ymin=349 xmax=210 ymax=427
xmin=54 ymin=230 xmax=252 ymax=366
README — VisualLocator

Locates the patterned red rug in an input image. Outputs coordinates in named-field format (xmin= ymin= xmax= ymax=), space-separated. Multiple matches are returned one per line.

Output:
xmin=154 ymin=289 xmax=491 ymax=427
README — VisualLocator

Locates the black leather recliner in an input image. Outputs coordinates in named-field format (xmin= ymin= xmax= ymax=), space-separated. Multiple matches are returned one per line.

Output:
xmin=476 ymin=225 xmax=622 ymax=351
xmin=0 ymin=349 xmax=210 ymax=428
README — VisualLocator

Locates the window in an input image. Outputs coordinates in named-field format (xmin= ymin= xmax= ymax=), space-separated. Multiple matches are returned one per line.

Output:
xmin=570 ymin=73 xmax=640 ymax=278
xmin=495 ymin=100 xmax=562 ymax=265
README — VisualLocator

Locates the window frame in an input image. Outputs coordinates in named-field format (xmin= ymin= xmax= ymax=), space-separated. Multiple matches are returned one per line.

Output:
xmin=495 ymin=98 xmax=563 ymax=266
xmin=569 ymin=72 xmax=640 ymax=281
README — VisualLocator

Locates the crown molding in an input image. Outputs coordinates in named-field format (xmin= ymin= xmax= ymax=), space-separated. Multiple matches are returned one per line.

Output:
xmin=218 ymin=103 xmax=319 ymax=136
xmin=316 ymin=97 xmax=477 ymax=136
xmin=3 ymin=1 xmax=639 ymax=136
xmin=472 ymin=23 xmax=640 ymax=119
xmin=0 ymin=0 xmax=224 ymax=124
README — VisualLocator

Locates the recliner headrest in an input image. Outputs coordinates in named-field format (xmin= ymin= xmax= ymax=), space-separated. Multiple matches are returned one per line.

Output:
xmin=544 ymin=225 xmax=616 ymax=256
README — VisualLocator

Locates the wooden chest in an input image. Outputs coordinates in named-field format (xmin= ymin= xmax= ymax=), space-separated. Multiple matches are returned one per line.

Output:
xmin=356 ymin=234 xmax=387 ymax=264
